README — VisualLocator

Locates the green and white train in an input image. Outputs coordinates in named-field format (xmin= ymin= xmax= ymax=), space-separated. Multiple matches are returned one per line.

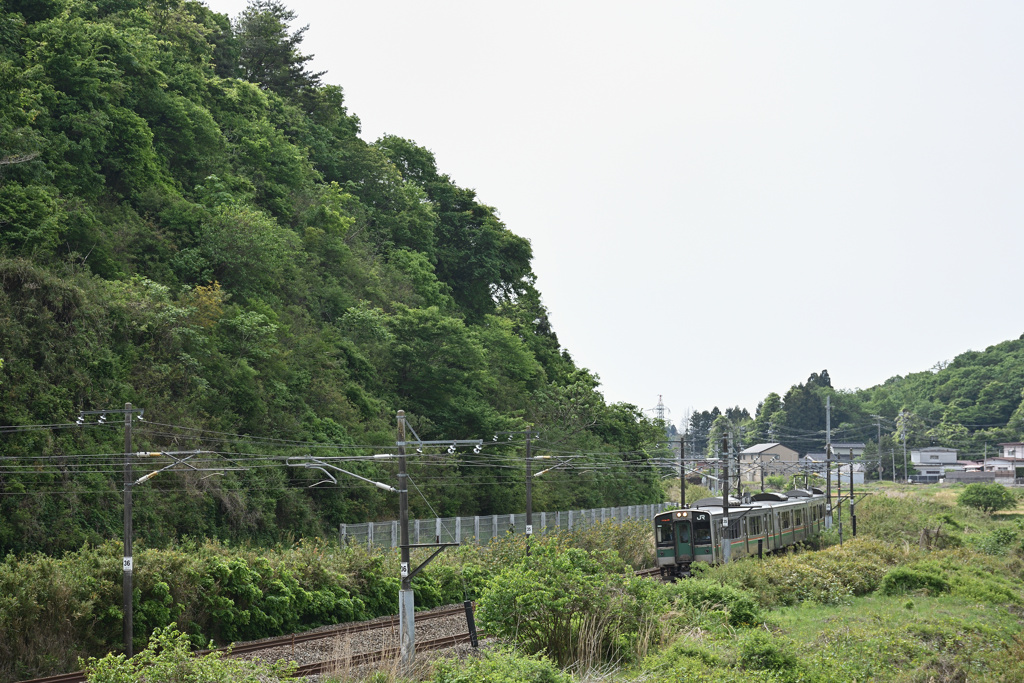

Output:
xmin=654 ymin=488 xmax=827 ymax=578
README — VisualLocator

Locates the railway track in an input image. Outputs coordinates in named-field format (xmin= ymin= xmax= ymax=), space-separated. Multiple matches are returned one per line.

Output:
xmin=20 ymin=568 xmax=664 ymax=683
xmin=293 ymin=632 xmax=477 ymax=677
xmin=16 ymin=605 xmax=468 ymax=683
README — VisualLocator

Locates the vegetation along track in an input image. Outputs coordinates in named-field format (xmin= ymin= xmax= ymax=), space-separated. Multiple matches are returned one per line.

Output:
xmin=16 ymin=605 xmax=467 ymax=683
xmin=20 ymin=569 xmax=662 ymax=682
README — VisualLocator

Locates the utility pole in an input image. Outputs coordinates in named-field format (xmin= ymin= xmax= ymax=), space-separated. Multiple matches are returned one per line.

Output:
xmin=901 ymin=411 xmax=908 ymax=483
xmin=869 ymin=414 xmax=884 ymax=481
xmin=680 ymin=440 xmax=686 ymax=508
xmin=397 ymin=411 xmax=413 ymax=665
xmin=123 ymin=403 xmax=133 ymax=657
xmin=78 ymin=404 xmax=143 ymax=657
xmin=825 ymin=395 xmax=832 ymax=529
xmin=394 ymin=411 xmax=478 ymax=666
xmin=721 ymin=435 xmax=730 ymax=564
xmin=850 ymin=456 xmax=856 ymax=537
xmin=524 ymin=427 xmax=533 ymax=553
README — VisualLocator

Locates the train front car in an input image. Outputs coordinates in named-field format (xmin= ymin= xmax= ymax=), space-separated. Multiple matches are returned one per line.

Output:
xmin=654 ymin=509 xmax=696 ymax=578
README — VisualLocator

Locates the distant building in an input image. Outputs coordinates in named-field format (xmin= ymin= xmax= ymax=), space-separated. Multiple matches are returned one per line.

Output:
xmin=738 ymin=443 xmax=799 ymax=483
xmin=909 ymin=447 xmax=958 ymax=482
xmin=829 ymin=463 xmax=865 ymax=487
xmin=830 ymin=442 xmax=865 ymax=461
xmin=998 ymin=442 xmax=1024 ymax=461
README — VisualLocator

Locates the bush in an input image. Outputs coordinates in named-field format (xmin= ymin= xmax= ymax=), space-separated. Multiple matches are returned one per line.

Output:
xmin=703 ymin=538 xmax=900 ymax=608
xmin=432 ymin=648 xmax=570 ymax=683
xmin=877 ymin=566 xmax=951 ymax=597
xmin=957 ymin=484 xmax=1018 ymax=514
xmin=737 ymin=630 xmax=798 ymax=673
xmin=477 ymin=538 xmax=668 ymax=667
xmin=669 ymin=578 xmax=761 ymax=626
xmin=81 ymin=625 xmax=295 ymax=682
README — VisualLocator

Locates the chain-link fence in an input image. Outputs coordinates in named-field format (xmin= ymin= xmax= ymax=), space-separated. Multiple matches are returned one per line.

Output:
xmin=338 ymin=503 xmax=674 ymax=548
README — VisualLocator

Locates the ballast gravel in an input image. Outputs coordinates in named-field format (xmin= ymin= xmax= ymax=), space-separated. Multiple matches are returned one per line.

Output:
xmin=230 ymin=605 xmax=481 ymax=681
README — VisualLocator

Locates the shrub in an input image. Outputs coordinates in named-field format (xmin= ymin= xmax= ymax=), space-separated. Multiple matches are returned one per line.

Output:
xmin=432 ymin=648 xmax=570 ymax=683
xmin=737 ymin=630 xmax=798 ymax=673
xmin=957 ymin=484 xmax=1018 ymax=514
xmin=477 ymin=538 xmax=667 ymax=667
xmin=877 ymin=567 xmax=951 ymax=596
xmin=967 ymin=527 xmax=1019 ymax=556
xmin=81 ymin=625 xmax=295 ymax=682
xmin=669 ymin=578 xmax=761 ymax=626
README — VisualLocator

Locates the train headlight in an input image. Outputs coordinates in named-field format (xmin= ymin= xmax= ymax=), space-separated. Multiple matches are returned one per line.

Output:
xmin=675 ymin=512 xmax=682 ymax=518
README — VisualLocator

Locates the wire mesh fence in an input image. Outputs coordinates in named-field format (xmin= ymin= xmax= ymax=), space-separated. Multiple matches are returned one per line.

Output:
xmin=338 ymin=502 xmax=674 ymax=548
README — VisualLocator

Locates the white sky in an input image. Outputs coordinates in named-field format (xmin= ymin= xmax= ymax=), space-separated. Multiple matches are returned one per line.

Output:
xmin=202 ymin=0 xmax=1024 ymax=427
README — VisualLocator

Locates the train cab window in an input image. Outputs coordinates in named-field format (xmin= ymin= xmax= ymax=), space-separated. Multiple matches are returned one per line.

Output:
xmin=656 ymin=520 xmax=674 ymax=545
xmin=678 ymin=524 xmax=691 ymax=543
xmin=693 ymin=525 xmax=712 ymax=545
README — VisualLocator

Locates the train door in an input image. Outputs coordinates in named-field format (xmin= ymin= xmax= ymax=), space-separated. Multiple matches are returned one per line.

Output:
xmin=655 ymin=514 xmax=676 ymax=568
xmin=691 ymin=511 xmax=714 ymax=564
xmin=675 ymin=519 xmax=693 ymax=561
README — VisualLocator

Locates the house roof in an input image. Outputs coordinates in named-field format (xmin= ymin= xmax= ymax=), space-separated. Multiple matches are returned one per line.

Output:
xmin=739 ymin=443 xmax=781 ymax=454
xmin=832 ymin=442 xmax=866 ymax=448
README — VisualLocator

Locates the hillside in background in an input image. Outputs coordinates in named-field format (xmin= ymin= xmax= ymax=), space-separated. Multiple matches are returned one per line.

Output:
xmin=687 ymin=337 xmax=1024 ymax=471
xmin=0 ymin=0 xmax=665 ymax=556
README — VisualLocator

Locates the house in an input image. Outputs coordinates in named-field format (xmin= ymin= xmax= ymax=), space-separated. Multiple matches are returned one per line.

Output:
xmin=999 ymin=442 xmax=1024 ymax=460
xmin=802 ymin=453 xmax=827 ymax=474
xmin=830 ymin=442 xmax=865 ymax=461
xmin=906 ymin=447 xmax=957 ymax=483
xmin=829 ymin=463 xmax=865 ymax=487
xmin=982 ymin=458 xmax=1018 ymax=475
xmin=738 ymin=443 xmax=799 ymax=483
xmin=910 ymin=447 xmax=958 ymax=466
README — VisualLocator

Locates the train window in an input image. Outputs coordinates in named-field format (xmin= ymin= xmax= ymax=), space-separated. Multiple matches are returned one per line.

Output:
xmin=782 ymin=511 xmax=791 ymax=529
xmin=795 ymin=509 xmax=802 ymax=526
xmin=656 ymin=521 xmax=674 ymax=544
xmin=678 ymin=524 xmax=690 ymax=543
xmin=693 ymin=525 xmax=712 ymax=545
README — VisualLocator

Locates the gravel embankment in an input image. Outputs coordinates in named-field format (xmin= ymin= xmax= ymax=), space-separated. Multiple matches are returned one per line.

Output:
xmin=231 ymin=606 xmax=480 ymax=681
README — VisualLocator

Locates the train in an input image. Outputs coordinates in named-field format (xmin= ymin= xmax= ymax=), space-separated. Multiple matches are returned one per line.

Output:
xmin=654 ymin=488 xmax=827 ymax=578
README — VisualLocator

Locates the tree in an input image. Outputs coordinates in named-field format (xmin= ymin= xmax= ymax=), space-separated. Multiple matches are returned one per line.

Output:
xmin=234 ymin=0 xmax=324 ymax=107
xmin=957 ymin=483 xmax=1018 ymax=514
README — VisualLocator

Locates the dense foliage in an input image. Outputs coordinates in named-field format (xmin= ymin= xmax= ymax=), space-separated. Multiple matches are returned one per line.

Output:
xmin=477 ymin=537 xmax=666 ymax=667
xmin=0 ymin=0 xmax=666 ymax=557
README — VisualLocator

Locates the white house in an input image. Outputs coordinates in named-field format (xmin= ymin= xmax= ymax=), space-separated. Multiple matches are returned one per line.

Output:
xmin=909 ymin=447 xmax=958 ymax=481
xmin=998 ymin=442 xmax=1024 ymax=461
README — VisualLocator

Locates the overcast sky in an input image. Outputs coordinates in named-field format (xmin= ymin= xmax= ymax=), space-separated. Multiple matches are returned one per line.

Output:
xmin=203 ymin=0 xmax=1024 ymax=428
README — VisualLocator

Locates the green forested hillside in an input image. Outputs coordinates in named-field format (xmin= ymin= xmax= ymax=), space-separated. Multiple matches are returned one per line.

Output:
xmin=688 ymin=338 xmax=1024 ymax=473
xmin=0 ymin=0 xmax=664 ymax=556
